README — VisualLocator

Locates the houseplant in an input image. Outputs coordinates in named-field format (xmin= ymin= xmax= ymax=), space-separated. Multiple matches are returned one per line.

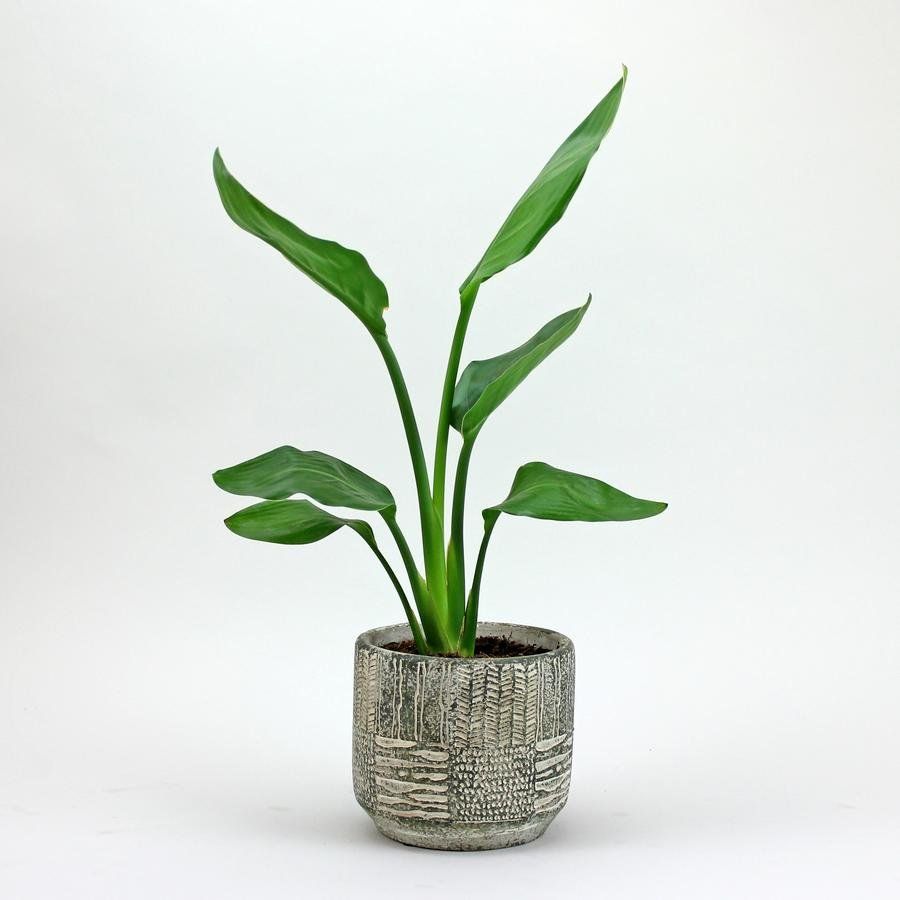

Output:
xmin=212 ymin=66 xmax=666 ymax=849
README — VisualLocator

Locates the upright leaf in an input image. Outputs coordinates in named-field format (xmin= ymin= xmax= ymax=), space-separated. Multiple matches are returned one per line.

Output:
xmin=485 ymin=461 xmax=667 ymax=525
xmin=213 ymin=150 xmax=389 ymax=333
xmin=213 ymin=446 xmax=395 ymax=512
xmin=460 ymin=68 xmax=626 ymax=298
xmin=224 ymin=499 xmax=377 ymax=548
xmin=451 ymin=297 xmax=590 ymax=440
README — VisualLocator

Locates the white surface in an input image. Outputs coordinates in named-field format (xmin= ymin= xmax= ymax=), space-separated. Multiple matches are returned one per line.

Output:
xmin=3 ymin=1 xmax=899 ymax=897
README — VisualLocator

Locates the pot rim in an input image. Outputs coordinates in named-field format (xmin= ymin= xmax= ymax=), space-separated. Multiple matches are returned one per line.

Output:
xmin=356 ymin=621 xmax=573 ymax=662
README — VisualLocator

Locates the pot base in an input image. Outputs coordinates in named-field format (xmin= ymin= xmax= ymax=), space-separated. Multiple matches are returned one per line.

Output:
xmin=368 ymin=812 xmax=552 ymax=851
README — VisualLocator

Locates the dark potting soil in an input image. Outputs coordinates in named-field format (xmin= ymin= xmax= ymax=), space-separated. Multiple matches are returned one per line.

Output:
xmin=381 ymin=635 xmax=549 ymax=658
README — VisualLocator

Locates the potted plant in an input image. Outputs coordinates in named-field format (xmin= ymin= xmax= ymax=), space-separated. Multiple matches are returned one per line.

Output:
xmin=211 ymin=66 xmax=666 ymax=850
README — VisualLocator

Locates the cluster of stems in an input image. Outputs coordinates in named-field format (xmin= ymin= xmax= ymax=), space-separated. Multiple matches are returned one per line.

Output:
xmin=371 ymin=285 xmax=485 ymax=656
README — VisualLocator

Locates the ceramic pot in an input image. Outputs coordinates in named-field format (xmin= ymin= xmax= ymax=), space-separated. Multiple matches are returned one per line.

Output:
xmin=352 ymin=622 xmax=575 ymax=851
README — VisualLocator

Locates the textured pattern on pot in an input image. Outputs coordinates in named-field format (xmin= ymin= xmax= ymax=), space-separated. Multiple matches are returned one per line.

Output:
xmin=352 ymin=622 xmax=575 ymax=851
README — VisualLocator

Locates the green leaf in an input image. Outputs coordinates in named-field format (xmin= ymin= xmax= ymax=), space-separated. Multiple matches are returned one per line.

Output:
xmin=485 ymin=461 xmax=666 ymax=524
xmin=213 ymin=149 xmax=389 ymax=334
xmin=451 ymin=297 xmax=591 ymax=440
xmin=224 ymin=499 xmax=376 ymax=548
xmin=460 ymin=67 xmax=626 ymax=298
xmin=461 ymin=461 xmax=664 ymax=656
xmin=213 ymin=446 xmax=395 ymax=512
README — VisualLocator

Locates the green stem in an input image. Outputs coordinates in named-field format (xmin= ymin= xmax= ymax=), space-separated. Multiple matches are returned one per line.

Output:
xmin=432 ymin=287 xmax=477 ymax=523
xmin=367 ymin=538 xmax=428 ymax=652
xmin=446 ymin=435 xmax=476 ymax=636
xmin=382 ymin=512 xmax=444 ymax=649
xmin=373 ymin=332 xmax=452 ymax=650
xmin=459 ymin=514 xmax=498 ymax=657
xmin=374 ymin=333 xmax=432 ymax=530
xmin=382 ymin=513 xmax=425 ymax=595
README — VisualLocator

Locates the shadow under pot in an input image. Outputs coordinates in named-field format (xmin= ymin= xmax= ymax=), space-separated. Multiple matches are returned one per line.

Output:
xmin=352 ymin=622 xmax=575 ymax=851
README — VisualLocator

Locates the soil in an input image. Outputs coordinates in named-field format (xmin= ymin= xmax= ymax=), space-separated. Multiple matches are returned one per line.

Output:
xmin=381 ymin=635 xmax=549 ymax=658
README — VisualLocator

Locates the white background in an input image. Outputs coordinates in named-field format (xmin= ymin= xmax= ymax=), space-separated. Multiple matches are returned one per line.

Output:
xmin=3 ymin=1 xmax=899 ymax=897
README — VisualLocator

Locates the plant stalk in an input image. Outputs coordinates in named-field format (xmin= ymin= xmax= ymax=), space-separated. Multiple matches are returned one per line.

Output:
xmin=459 ymin=515 xmax=497 ymax=656
xmin=432 ymin=287 xmax=477 ymax=523
xmin=373 ymin=332 xmax=453 ymax=651
xmin=367 ymin=539 xmax=428 ymax=652
xmin=446 ymin=434 xmax=476 ymax=635
xmin=382 ymin=512 xmax=445 ymax=649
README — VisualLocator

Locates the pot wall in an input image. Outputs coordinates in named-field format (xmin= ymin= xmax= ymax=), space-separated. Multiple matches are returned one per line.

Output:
xmin=352 ymin=622 xmax=575 ymax=850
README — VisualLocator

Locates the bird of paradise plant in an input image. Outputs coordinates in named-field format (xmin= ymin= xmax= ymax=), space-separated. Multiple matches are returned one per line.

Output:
xmin=212 ymin=66 xmax=666 ymax=656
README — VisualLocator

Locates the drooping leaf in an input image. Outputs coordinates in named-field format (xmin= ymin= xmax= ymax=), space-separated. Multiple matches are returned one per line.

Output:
xmin=224 ymin=499 xmax=376 ymax=548
xmin=213 ymin=446 xmax=395 ymax=513
xmin=451 ymin=297 xmax=591 ymax=440
xmin=485 ymin=461 xmax=666 ymax=525
xmin=224 ymin=498 xmax=432 ymax=652
xmin=213 ymin=150 xmax=389 ymax=333
xmin=460 ymin=460 xmax=664 ymax=656
xmin=460 ymin=68 xmax=627 ymax=298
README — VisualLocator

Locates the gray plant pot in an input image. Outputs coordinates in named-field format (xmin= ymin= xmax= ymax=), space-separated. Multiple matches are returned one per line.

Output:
xmin=352 ymin=622 xmax=575 ymax=851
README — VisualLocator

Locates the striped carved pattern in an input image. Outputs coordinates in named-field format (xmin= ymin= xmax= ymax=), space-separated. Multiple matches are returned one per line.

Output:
xmin=534 ymin=732 xmax=573 ymax=814
xmin=372 ymin=735 xmax=450 ymax=821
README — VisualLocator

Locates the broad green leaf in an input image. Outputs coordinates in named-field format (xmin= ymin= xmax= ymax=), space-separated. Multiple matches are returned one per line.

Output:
xmin=451 ymin=297 xmax=590 ymax=440
xmin=213 ymin=446 xmax=395 ymax=512
xmin=485 ymin=461 xmax=666 ymax=525
xmin=460 ymin=68 xmax=626 ymax=298
xmin=461 ymin=460 xmax=663 ymax=656
xmin=213 ymin=150 xmax=389 ymax=333
xmin=224 ymin=499 xmax=376 ymax=548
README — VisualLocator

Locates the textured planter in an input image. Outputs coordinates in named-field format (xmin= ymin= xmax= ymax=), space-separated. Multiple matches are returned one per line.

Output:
xmin=352 ymin=622 xmax=575 ymax=851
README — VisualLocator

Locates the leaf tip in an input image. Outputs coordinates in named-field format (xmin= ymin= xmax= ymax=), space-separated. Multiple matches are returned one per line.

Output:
xmin=621 ymin=63 xmax=629 ymax=83
xmin=212 ymin=149 xmax=231 ymax=198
